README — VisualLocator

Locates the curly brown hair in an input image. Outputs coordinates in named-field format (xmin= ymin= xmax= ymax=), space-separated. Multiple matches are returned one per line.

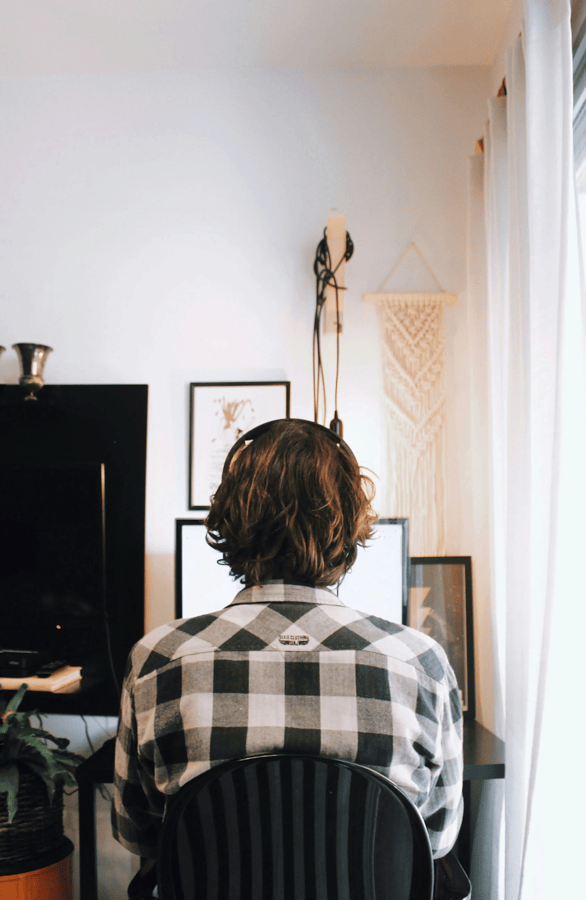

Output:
xmin=205 ymin=419 xmax=377 ymax=587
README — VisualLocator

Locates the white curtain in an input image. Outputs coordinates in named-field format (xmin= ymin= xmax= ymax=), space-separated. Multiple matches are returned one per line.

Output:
xmin=479 ymin=0 xmax=586 ymax=896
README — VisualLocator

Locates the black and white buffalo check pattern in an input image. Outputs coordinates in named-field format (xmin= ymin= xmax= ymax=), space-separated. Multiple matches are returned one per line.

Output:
xmin=112 ymin=581 xmax=463 ymax=859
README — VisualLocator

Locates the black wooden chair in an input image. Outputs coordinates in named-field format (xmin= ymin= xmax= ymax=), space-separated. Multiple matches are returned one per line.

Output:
xmin=156 ymin=755 xmax=434 ymax=900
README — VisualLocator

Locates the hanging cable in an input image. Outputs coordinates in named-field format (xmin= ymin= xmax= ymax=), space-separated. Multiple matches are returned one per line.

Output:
xmin=330 ymin=278 xmax=343 ymax=436
xmin=313 ymin=227 xmax=353 ymax=428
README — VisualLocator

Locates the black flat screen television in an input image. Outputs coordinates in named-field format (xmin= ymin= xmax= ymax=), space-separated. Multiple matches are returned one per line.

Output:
xmin=0 ymin=463 xmax=107 ymax=671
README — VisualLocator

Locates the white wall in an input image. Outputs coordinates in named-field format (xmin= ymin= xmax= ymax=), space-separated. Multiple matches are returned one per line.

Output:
xmin=1 ymin=67 xmax=490 ymax=626
xmin=1 ymin=66 xmax=490 ymax=898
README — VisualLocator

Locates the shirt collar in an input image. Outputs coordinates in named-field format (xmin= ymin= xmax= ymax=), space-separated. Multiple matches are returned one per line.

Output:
xmin=228 ymin=579 xmax=346 ymax=607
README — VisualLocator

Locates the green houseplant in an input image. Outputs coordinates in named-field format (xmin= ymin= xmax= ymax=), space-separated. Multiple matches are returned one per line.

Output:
xmin=0 ymin=683 xmax=85 ymax=871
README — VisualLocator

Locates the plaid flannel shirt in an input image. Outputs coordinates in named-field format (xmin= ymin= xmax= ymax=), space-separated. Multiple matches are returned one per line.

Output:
xmin=112 ymin=581 xmax=463 ymax=859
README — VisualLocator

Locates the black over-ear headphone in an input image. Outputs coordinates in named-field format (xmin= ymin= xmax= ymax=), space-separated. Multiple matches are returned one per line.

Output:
xmin=221 ymin=418 xmax=357 ymax=481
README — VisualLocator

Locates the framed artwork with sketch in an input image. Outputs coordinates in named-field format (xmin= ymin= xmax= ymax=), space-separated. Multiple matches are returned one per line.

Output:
xmin=188 ymin=381 xmax=290 ymax=509
xmin=406 ymin=556 xmax=475 ymax=720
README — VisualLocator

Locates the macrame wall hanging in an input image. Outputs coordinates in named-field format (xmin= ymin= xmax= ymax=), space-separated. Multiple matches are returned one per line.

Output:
xmin=363 ymin=243 xmax=457 ymax=556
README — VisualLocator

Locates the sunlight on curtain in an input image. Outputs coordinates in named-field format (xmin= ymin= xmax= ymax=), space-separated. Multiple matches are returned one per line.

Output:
xmin=466 ymin=151 xmax=504 ymax=900
xmin=478 ymin=0 xmax=586 ymax=896
xmin=516 ymin=2 xmax=586 ymax=892
xmin=521 ymin=190 xmax=586 ymax=895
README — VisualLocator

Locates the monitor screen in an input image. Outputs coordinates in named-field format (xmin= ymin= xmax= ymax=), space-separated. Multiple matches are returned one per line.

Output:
xmin=0 ymin=463 xmax=106 ymax=667
xmin=175 ymin=518 xmax=408 ymax=624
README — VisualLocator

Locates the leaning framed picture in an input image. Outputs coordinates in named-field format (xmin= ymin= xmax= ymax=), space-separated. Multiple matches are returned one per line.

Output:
xmin=188 ymin=381 xmax=290 ymax=509
xmin=406 ymin=556 xmax=475 ymax=720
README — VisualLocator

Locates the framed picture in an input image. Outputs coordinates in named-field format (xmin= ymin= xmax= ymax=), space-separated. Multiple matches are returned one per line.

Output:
xmin=175 ymin=517 xmax=409 ymax=624
xmin=406 ymin=556 xmax=475 ymax=720
xmin=188 ymin=381 xmax=290 ymax=509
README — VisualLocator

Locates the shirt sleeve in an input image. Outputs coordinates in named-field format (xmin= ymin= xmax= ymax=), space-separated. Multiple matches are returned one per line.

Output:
xmin=111 ymin=654 xmax=163 ymax=858
xmin=419 ymin=660 xmax=464 ymax=859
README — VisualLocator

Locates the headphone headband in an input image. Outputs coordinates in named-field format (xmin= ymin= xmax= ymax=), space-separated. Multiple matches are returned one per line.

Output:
xmin=221 ymin=418 xmax=356 ymax=480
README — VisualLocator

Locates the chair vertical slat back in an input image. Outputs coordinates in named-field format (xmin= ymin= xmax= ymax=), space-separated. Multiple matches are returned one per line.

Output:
xmin=267 ymin=758 xmax=285 ymax=898
xmin=159 ymin=755 xmax=434 ymax=900
xmin=313 ymin=759 xmax=329 ymax=899
xmin=232 ymin=769 xmax=253 ymax=897
xmin=278 ymin=757 xmax=294 ymax=900
xmin=300 ymin=757 xmax=317 ymax=898
xmin=361 ymin=779 xmax=380 ymax=900
xmin=291 ymin=759 xmax=306 ymax=900
xmin=334 ymin=764 xmax=352 ymax=900
xmin=200 ymin=784 xmax=220 ymax=900
xmin=221 ymin=772 xmax=242 ymax=900
xmin=243 ymin=765 xmax=264 ymax=899
xmin=175 ymin=796 xmax=198 ymax=898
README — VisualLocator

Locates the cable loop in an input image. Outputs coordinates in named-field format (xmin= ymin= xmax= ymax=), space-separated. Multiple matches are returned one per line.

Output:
xmin=312 ymin=228 xmax=353 ymax=424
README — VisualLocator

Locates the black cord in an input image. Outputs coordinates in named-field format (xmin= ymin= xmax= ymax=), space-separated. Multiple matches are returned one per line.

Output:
xmin=313 ymin=228 xmax=354 ymax=425
xmin=81 ymin=713 xmax=98 ymax=756
xmin=100 ymin=471 xmax=121 ymax=699
xmin=313 ymin=232 xmax=330 ymax=422
xmin=334 ymin=280 xmax=341 ymax=414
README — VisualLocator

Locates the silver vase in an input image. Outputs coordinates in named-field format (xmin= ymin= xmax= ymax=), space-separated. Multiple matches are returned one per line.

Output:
xmin=12 ymin=343 xmax=53 ymax=400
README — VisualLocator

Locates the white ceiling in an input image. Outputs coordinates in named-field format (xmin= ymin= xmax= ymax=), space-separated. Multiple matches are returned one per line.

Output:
xmin=0 ymin=0 xmax=514 ymax=77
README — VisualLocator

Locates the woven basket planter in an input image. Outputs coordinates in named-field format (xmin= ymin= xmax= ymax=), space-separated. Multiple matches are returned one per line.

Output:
xmin=0 ymin=769 xmax=64 ymax=870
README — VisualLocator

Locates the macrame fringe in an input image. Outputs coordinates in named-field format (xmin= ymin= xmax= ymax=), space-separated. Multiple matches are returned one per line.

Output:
xmin=378 ymin=296 xmax=448 ymax=556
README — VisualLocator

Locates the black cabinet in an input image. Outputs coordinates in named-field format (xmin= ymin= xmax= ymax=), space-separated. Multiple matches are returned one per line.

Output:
xmin=0 ymin=384 xmax=148 ymax=716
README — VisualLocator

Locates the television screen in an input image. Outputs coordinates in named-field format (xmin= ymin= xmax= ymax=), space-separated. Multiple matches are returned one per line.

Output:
xmin=0 ymin=463 xmax=106 ymax=668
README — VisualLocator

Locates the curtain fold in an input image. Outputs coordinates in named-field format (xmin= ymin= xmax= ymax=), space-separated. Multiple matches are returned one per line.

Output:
xmin=466 ymin=151 xmax=504 ymax=900
xmin=478 ymin=0 xmax=586 ymax=896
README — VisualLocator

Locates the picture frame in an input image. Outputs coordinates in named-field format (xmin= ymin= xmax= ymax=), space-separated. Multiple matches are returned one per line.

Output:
xmin=188 ymin=381 xmax=290 ymax=509
xmin=175 ymin=517 xmax=409 ymax=624
xmin=406 ymin=556 xmax=475 ymax=720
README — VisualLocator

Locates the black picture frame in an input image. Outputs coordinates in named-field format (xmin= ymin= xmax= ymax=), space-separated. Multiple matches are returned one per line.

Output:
xmin=188 ymin=381 xmax=290 ymax=510
xmin=405 ymin=556 xmax=475 ymax=720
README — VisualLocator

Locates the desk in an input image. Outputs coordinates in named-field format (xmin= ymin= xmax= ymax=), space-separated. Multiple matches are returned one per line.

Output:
xmin=77 ymin=720 xmax=504 ymax=900
xmin=460 ymin=720 xmax=505 ymax=874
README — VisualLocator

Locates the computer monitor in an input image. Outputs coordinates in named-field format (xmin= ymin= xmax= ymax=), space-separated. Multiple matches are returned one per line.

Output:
xmin=175 ymin=518 xmax=409 ymax=624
